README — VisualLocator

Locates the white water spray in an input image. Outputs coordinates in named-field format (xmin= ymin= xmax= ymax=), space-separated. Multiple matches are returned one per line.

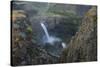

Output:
xmin=62 ymin=42 xmax=66 ymax=48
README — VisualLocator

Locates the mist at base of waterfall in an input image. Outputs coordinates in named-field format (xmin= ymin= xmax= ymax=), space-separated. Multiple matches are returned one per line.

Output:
xmin=41 ymin=35 xmax=67 ymax=57
xmin=42 ymin=35 xmax=66 ymax=48
xmin=42 ymin=35 xmax=61 ymax=44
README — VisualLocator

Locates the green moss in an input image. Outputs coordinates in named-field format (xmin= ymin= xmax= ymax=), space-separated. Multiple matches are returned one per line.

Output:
xmin=26 ymin=26 xmax=32 ymax=33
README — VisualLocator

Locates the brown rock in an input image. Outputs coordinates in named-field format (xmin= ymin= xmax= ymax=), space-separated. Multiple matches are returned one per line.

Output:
xmin=60 ymin=7 xmax=97 ymax=63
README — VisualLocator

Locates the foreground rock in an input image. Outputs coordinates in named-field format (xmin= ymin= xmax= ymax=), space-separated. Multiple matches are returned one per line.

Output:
xmin=60 ymin=7 xmax=97 ymax=62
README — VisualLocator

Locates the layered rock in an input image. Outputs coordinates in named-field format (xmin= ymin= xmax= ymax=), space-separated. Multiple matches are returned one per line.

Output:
xmin=60 ymin=7 xmax=97 ymax=62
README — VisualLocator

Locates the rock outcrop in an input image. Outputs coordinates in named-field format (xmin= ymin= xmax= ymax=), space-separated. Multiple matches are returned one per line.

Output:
xmin=60 ymin=7 xmax=97 ymax=63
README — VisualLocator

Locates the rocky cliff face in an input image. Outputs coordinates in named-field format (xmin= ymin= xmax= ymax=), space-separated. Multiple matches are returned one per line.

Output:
xmin=11 ymin=10 xmax=60 ymax=66
xmin=60 ymin=7 xmax=97 ymax=62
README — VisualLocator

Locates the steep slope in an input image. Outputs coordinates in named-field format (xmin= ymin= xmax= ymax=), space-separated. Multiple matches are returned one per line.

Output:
xmin=11 ymin=10 xmax=60 ymax=66
xmin=60 ymin=7 xmax=97 ymax=62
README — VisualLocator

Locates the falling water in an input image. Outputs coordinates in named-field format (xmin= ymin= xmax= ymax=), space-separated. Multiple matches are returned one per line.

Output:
xmin=40 ymin=22 xmax=50 ymax=41
xmin=40 ymin=22 xmax=61 ymax=44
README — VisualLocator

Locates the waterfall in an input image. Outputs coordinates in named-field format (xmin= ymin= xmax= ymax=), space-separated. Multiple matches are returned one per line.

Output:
xmin=40 ymin=22 xmax=61 ymax=44
xmin=40 ymin=22 xmax=50 ymax=41
xmin=40 ymin=22 xmax=67 ymax=48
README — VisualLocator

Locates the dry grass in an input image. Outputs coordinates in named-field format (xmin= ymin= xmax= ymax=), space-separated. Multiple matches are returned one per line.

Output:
xmin=12 ymin=10 xmax=26 ymax=22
